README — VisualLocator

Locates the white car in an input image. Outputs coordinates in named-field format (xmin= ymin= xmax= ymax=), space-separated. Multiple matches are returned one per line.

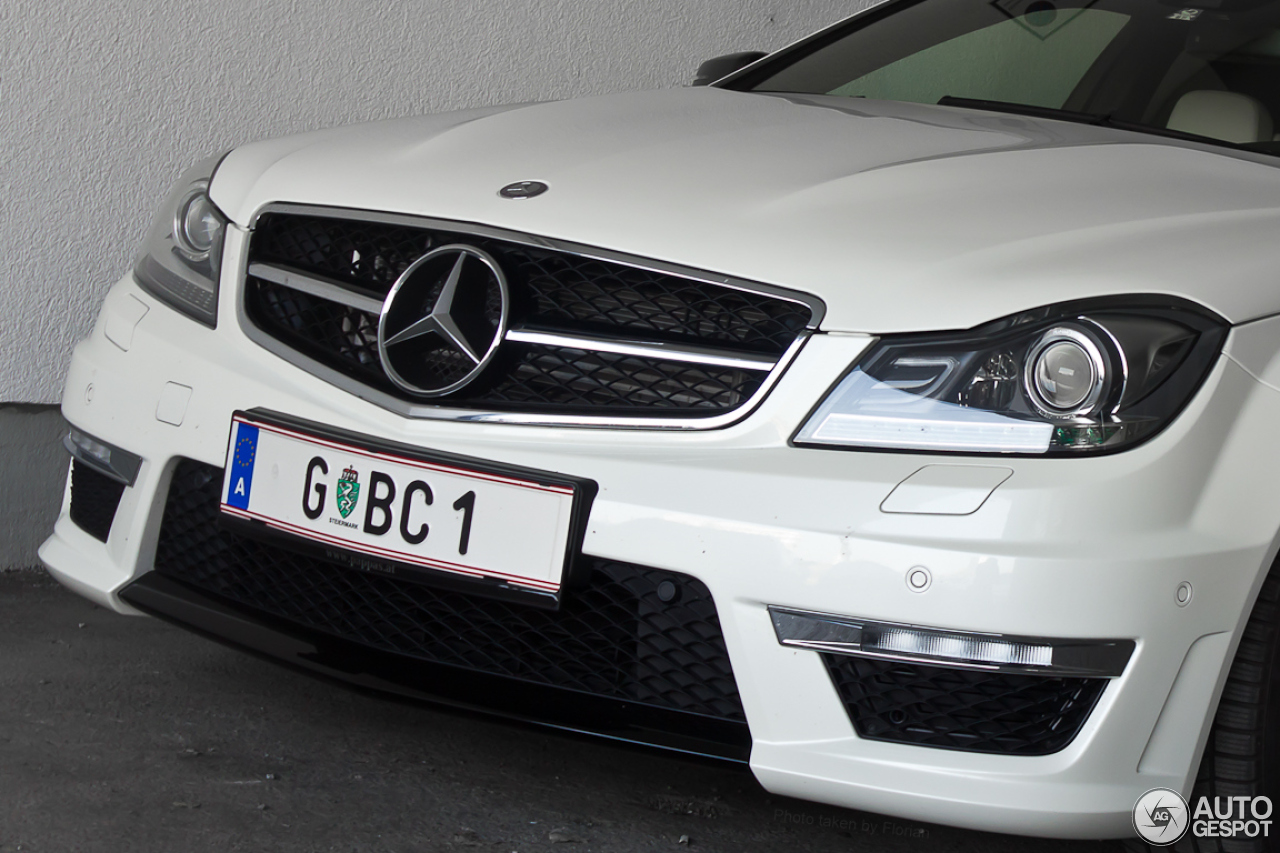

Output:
xmin=41 ymin=0 xmax=1280 ymax=847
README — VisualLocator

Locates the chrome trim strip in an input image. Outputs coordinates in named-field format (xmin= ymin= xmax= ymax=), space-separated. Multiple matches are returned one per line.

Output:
xmin=234 ymin=203 xmax=825 ymax=430
xmin=247 ymin=262 xmax=385 ymax=315
xmin=768 ymin=607 xmax=1134 ymax=678
xmin=246 ymin=203 xmax=827 ymax=328
xmin=504 ymin=327 xmax=778 ymax=371
xmin=63 ymin=429 xmax=143 ymax=487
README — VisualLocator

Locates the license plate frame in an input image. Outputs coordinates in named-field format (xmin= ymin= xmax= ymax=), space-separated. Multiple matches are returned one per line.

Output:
xmin=217 ymin=410 xmax=597 ymax=609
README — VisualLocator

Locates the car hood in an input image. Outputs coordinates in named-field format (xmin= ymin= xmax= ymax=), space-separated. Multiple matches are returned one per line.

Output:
xmin=211 ymin=87 xmax=1280 ymax=332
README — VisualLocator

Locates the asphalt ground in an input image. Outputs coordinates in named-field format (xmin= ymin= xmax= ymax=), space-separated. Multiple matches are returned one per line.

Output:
xmin=1 ymin=569 xmax=1126 ymax=853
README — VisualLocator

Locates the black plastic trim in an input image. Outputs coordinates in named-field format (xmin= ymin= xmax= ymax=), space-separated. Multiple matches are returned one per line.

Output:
xmin=119 ymin=572 xmax=752 ymax=763
xmin=692 ymin=51 xmax=768 ymax=86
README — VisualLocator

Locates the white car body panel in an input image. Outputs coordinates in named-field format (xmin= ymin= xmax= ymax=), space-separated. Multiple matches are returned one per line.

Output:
xmin=212 ymin=89 xmax=1280 ymax=331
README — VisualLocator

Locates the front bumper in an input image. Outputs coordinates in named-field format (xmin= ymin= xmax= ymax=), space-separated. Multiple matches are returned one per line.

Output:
xmin=40 ymin=252 xmax=1280 ymax=838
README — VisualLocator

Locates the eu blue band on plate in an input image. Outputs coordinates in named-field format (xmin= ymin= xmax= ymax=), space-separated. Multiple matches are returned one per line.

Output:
xmin=225 ymin=422 xmax=259 ymax=510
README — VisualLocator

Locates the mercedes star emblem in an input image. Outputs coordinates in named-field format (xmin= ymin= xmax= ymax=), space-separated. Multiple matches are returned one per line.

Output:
xmin=377 ymin=244 xmax=510 ymax=397
xmin=499 ymin=180 xmax=549 ymax=199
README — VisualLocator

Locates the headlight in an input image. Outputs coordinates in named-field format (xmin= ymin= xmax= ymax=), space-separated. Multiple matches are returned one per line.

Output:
xmin=794 ymin=298 xmax=1227 ymax=455
xmin=133 ymin=153 xmax=229 ymax=327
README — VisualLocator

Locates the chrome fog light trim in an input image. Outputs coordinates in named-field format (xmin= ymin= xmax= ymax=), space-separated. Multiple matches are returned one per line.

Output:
xmin=64 ymin=428 xmax=142 ymax=486
xmin=769 ymin=607 xmax=1134 ymax=677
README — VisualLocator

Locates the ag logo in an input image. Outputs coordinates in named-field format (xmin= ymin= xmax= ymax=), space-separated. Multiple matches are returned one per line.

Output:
xmin=336 ymin=466 xmax=361 ymax=519
xmin=1134 ymin=788 xmax=1190 ymax=846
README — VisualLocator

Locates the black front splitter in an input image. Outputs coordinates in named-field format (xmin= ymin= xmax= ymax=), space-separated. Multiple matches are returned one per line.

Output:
xmin=119 ymin=572 xmax=753 ymax=764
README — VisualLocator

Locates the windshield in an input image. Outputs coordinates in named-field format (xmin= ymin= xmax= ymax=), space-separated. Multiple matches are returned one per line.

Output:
xmin=735 ymin=0 xmax=1280 ymax=152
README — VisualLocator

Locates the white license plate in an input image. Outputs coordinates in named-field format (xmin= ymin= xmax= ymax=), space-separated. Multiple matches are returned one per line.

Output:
xmin=219 ymin=414 xmax=580 ymax=595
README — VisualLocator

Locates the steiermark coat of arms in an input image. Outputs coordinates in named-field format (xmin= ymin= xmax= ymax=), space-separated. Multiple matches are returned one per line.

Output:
xmin=336 ymin=466 xmax=361 ymax=518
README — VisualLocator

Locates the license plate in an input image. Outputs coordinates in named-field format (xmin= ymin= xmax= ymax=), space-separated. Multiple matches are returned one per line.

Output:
xmin=219 ymin=413 xmax=584 ymax=597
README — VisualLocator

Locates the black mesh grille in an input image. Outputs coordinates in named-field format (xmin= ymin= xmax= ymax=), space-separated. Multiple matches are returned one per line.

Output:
xmin=153 ymin=459 xmax=746 ymax=722
xmin=824 ymin=655 xmax=1106 ymax=756
xmin=249 ymin=281 xmax=386 ymax=383
xmin=508 ymin=247 xmax=806 ymax=351
xmin=482 ymin=344 xmax=765 ymax=411
xmin=69 ymin=460 xmax=126 ymax=543
xmin=253 ymin=214 xmax=432 ymax=290
xmin=244 ymin=213 xmax=813 ymax=417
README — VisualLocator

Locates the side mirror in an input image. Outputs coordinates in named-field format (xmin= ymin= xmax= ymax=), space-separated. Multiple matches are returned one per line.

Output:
xmin=691 ymin=51 xmax=768 ymax=86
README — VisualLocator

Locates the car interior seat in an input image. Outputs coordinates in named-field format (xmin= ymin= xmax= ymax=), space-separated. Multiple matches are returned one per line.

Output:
xmin=1166 ymin=89 xmax=1274 ymax=143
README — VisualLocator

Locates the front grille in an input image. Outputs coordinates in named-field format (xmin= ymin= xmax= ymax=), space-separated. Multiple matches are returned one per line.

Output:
xmin=243 ymin=211 xmax=816 ymax=420
xmin=824 ymin=655 xmax=1106 ymax=755
xmin=153 ymin=459 xmax=746 ymax=722
xmin=69 ymin=460 xmax=125 ymax=542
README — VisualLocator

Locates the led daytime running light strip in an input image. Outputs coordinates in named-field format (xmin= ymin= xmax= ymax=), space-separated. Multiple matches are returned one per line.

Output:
xmin=808 ymin=412 xmax=1054 ymax=452
xmin=768 ymin=607 xmax=1133 ymax=677
xmin=869 ymin=627 xmax=1052 ymax=668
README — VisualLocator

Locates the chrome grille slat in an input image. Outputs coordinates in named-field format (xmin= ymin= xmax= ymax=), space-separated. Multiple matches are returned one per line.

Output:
xmin=248 ymin=262 xmax=385 ymax=314
xmin=505 ymin=328 xmax=778 ymax=371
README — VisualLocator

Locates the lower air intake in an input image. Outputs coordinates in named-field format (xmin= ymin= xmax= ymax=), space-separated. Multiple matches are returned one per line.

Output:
xmin=824 ymin=654 xmax=1106 ymax=755
xmin=153 ymin=459 xmax=746 ymax=723
xmin=69 ymin=460 xmax=126 ymax=543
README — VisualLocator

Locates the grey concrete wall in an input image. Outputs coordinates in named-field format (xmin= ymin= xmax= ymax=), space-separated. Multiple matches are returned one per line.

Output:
xmin=1 ymin=0 xmax=864 ymax=404
xmin=0 ymin=406 xmax=66 ymax=570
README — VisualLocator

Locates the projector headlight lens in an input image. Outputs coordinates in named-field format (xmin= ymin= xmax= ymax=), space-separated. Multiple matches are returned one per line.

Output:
xmin=1025 ymin=327 xmax=1106 ymax=417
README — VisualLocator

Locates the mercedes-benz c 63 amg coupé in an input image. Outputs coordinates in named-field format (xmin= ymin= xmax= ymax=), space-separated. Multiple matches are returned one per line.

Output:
xmin=41 ymin=0 xmax=1280 ymax=846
